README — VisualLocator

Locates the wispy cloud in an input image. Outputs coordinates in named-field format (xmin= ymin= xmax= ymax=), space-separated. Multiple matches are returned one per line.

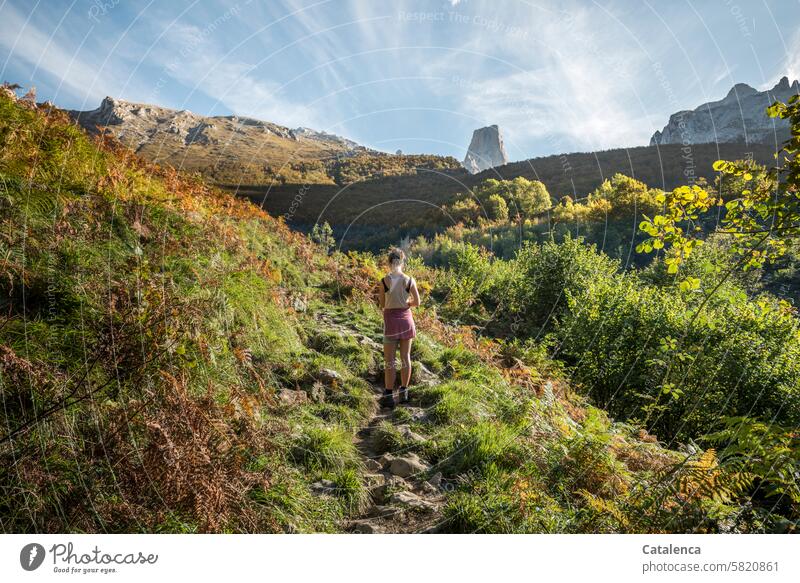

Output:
xmin=155 ymin=22 xmax=321 ymax=128
xmin=0 ymin=4 xmax=116 ymax=104
xmin=425 ymin=3 xmax=651 ymax=153
xmin=783 ymin=29 xmax=800 ymax=83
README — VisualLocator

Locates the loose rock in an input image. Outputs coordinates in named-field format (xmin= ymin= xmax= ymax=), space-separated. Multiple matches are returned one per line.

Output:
xmin=310 ymin=479 xmax=337 ymax=495
xmin=367 ymin=505 xmax=401 ymax=518
xmin=371 ymin=475 xmax=409 ymax=501
xmin=377 ymin=453 xmax=395 ymax=468
xmin=389 ymin=454 xmax=430 ymax=478
xmin=318 ymin=368 xmax=342 ymax=385
xmin=362 ymin=473 xmax=384 ymax=487
xmin=411 ymin=363 xmax=439 ymax=386
xmin=389 ymin=491 xmax=437 ymax=512
xmin=428 ymin=472 xmax=443 ymax=487
xmin=350 ymin=520 xmax=384 ymax=534
xmin=396 ymin=424 xmax=427 ymax=444
xmin=364 ymin=458 xmax=383 ymax=472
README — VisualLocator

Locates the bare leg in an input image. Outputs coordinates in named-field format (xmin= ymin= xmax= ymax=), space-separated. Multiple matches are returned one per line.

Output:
xmin=399 ymin=338 xmax=412 ymax=387
xmin=383 ymin=341 xmax=397 ymax=390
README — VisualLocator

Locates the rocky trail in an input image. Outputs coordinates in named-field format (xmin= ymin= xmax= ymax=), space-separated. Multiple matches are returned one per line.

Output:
xmin=345 ymin=390 xmax=447 ymax=534
xmin=313 ymin=312 xmax=448 ymax=534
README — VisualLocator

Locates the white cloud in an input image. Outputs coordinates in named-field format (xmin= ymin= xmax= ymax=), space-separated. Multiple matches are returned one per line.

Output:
xmin=0 ymin=4 xmax=117 ymax=105
xmin=426 ymin=3 xmax=652 ymax=153
xmin=156 ymin=23 xmax=321 ymax=128
xmin=783 ymin=29 xmax=800 ymax=83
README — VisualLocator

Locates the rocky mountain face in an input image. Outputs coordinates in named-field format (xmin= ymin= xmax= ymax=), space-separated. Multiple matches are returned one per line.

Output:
xmin=68 ymin=97 xmax=369 ymax=183
xmin=463 ymin=124 xmax=508 ymax=173
xmin=650 ymin=76 xmax=800 ymax=146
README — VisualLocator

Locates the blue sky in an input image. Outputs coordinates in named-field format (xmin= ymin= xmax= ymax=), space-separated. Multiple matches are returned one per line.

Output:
xmin=1 ymin=0 xmax=798 ymax=161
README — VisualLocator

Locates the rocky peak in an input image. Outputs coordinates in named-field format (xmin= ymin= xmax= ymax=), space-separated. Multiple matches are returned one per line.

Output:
xmin=650 ymin=77 xmax=800 ymax=146
xmin=463 ymin=125 xmax=508 ymax=174
xmin=724 ymin=83 xmax=758 ymax=101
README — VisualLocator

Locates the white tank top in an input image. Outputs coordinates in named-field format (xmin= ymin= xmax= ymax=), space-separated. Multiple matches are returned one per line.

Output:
xmin=383 ymin=273 xmax=413 ymax=309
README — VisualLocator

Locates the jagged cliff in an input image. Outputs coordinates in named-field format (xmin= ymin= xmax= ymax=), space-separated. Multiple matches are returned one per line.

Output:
xmin=463 ymin=124 xmax=508 ymax=173
xmin=650 ymin=76 xmax=800 ymax=146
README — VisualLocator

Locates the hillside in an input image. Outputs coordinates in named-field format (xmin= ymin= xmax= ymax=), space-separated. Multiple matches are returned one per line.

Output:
xmin=238 ymin=141 xmax=778 ymax=250
xmin=2 ymin=88 xmax=773 ymax=534
xmin=68 ymin=98 xmax=780 ymax=255
xmin=69 ymin=97 xmax=461 ymax=186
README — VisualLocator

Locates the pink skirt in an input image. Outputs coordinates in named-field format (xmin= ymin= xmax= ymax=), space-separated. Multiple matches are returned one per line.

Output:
xmin=383 ymin=308 xmax=416 ymax=342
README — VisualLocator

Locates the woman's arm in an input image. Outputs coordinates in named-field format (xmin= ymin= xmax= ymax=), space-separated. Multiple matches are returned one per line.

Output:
xmin=407 ymin=278 xmax=421 ymax=307
xmin=377 ymin=279 xmax=386 ymax=309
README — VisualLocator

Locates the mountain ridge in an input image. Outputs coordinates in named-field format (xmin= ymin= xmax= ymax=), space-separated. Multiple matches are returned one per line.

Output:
xmin=650 ymin=76 xmax=800 ymax=146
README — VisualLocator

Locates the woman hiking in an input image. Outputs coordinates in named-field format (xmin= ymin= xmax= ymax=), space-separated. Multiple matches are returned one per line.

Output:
xmin=377 ymin=247 xmax=420 ymax=408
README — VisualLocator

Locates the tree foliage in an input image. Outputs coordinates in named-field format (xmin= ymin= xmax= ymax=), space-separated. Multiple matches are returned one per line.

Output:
xmin=638 ymin=95 xmax=800 ymax=274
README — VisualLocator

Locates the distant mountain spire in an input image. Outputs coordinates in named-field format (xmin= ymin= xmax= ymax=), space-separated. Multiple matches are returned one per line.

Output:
xmin=462 ymin=125 xmax=508 ymax=174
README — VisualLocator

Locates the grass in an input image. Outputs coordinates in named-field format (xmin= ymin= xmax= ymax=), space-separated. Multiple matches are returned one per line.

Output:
xmin=291 ymin=426 xmax=362 ymax=472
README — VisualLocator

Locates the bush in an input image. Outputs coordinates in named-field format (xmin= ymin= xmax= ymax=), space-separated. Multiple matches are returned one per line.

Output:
xmin=558 ymin=269 xmax=800 ymax=441
xmin=499 ymin=235 xmax=619 ymax=334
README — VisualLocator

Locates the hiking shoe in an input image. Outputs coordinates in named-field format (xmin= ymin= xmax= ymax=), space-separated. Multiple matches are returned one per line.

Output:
xmin=380 ymin=390 xmax=396 ymax=409
xmin=398 ymin=386 xmax=410 ymax=404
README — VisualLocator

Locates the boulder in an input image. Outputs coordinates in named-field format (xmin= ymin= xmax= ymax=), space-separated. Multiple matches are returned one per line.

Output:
xmin=358 ymin=335 xmax=383 ymax=351
xmin=418 ymin=481 xmax=440 ymax=495
xmin=396 ymin=424 xmax=427 ymax=444
xmin=389 ymin=454 xmax=430 ymax=478
xmin=377 ymin=453 xmax=395 ymax=468
xmin=362 ymin=473 xmax=385 ymax=487
xmin=411 ymin=363 xmax=439 ymax=386
xmin=318 ymin=367 xmax=343 ymax=385
xmin=364 ymin=458 xmax=383 ymax=472
xmin=371 ymin=475 xmax=410 ymax=501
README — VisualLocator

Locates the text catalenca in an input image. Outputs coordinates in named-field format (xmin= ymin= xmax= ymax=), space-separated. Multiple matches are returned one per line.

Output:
xmin=642 ymin=544 xmax=701 ymax=555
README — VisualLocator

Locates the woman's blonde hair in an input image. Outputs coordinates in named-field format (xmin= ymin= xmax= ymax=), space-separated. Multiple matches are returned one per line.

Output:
xmin=387 ymin=247 xmax=405 ymax=267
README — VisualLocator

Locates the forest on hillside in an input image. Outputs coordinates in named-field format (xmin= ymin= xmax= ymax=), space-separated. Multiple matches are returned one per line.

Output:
xmin=235 ymin=141 xmax=780 ymax=253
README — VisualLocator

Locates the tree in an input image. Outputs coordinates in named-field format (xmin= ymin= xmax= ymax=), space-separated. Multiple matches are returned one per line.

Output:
xmin=589 ymin=174 xmax=662 ymax=219
xmin=311 ymin=221 xmax=336 ymax=254
xmin=486 ymin=194 xmax=509 ymax=222
xmin=512 ymin=177 xmax=552 ymax=217
xmin=447 ymin=197 xmax=482 ymax=225
xmin=474 ymin=177 xmax=551 ymax=220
